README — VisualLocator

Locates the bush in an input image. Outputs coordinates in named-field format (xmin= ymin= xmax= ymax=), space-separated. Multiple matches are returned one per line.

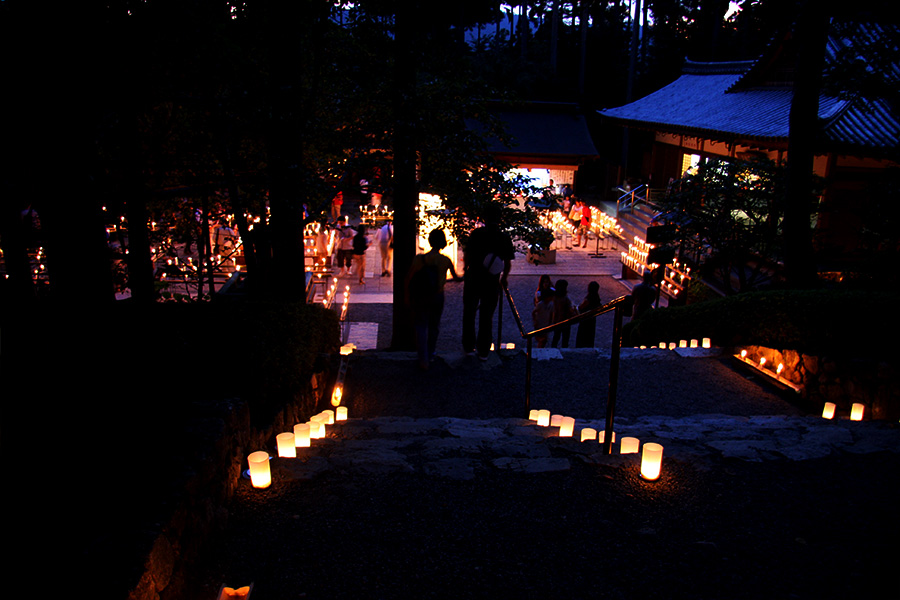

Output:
xmin=623 ymin=289 xmax=899 ymax=361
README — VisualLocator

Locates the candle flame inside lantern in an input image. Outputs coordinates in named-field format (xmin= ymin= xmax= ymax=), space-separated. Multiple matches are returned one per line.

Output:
xmin=331 ymin=385 xmax=343 ymax=407
xmin=247 ymin=451 xmax=271 ymax=488
xmin=851 ymin=403 xmax=865 ymax=421
xmin=640 ymin=443 xmax=664 ymax=480
xmin=822 ymin=402 xmax=836 ymax=419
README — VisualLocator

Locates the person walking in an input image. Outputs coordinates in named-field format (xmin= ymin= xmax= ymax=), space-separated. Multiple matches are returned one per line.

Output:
xmin=532 ymin=288 xmax=555 ymax=348
xmin=462 ymin=206 xmax=514 ymax=360
xmin=406 ymin=229 xmax=461 ymax=370
xmin=377 ymin=221 xmax=393 ymax=277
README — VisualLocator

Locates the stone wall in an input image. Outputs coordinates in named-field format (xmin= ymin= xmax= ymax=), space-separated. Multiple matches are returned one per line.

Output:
xmin=126 ymin=370 xmax=330 ymax=600
xmin=740 ymin=345 xmax=900 ymax=420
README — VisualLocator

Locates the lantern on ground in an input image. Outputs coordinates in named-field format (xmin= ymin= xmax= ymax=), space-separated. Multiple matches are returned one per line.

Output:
xmin=580 ymin=428 xmax=597 ymax=442
xmin=294 ymin=423 xmax=311 ymax=447
xmin=702 ymin=338 xmax=711 ymax=348
xmin=851 ymin=403 xmax=865 ymax=421
xmin=323 ymin=410 xmax=335 ymax=425
xmin=336 ymin=406 xmax=348 ymax=421
xmin=598 ymin=430 xmax=616 ymax=444
xmin=640 ymin=443 xmax=664 ymax=481
xmin=528 ymin=409 xmax=539 ymax=422
xmin=247 ymin=451 xmax=271 ymax=488
xmin=559 ymin=417 xmax=575 ymax=437
xmin=620 ymin=437 xmax=640 ymax=454
xmin=537 ymin=410 xmax=551 ymax=427
xmin=550 ymin=414 xmax=564 ymax=428
xmin=822 ymin=402 xmax=836 ymax=419
xmin=276 ymin=433 xmax=296 ymax=458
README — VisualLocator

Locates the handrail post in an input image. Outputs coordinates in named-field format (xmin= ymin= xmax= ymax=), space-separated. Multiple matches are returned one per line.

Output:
xmin=602 ymin=303 xmax=625 ymax=455
xmin=525 ymin=336 xmax=532 ymax=418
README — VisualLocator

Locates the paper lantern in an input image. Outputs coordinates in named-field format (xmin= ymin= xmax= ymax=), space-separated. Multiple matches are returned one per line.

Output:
xmin=537 ymin=410 xmax=551 ymax=427
xmin=276 ymin=432 xmax=296 ymax=458
xmin=247 ymin=451 xmax=271 ymax=488
xmin=640 ymin=443 xmax=664 ymax=480
xmin=598 ymin=430 xmax=616 ymax=444
xmin=690 ymin=339 xmax=698 ymax=348
xmin=702 ymin=338 xmax=711 ymax=348
xmin=851 ymin=403 xmax=865 ymax=421
xmin=323 ymin=410 xmax=335 ymax=425
xmin=550 ymin=414 xmax=564 ymax=428
xmin=620 ymin=437 xmax=640 ymax=454
xmin=308 ymin=419 xmax=324 ymax=439
xmin=822 ymin=402 xmax=836 ymax=419
xmin=294 ymin=423 xmax=311 ymax=447
xmin=336 ymin=406 xmax=348 ymax=421
xmin=669 ymin=342 xmax=676 ymax=350
xmin=559 ymin=417 xmax=575 ymax=437
xmin=528 ymin=409 xmax=539 ymax=422
xmin=659 ymin=343 xmax=666 ymax=349
xmin=679 ymin=340 xmax=687 ymax=348
xmin=580 ymin=428 xmax=597 ymax=442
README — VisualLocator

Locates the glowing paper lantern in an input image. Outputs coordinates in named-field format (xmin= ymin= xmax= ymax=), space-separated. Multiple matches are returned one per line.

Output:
xmin=690 ymin=339 xmax=698 ymax=348
xmin=550 ymin=414 xmax=564 ymax=428
xmin=308 ymin=419 xmax=324 ymax=439
xmin=598 ymin=430 xmax=616 ymax=444
xmin=528 ymin=410 xmax=540 ymax=422
xmin=580 ymin=428 xmax=597 ymax=442
xmin=702 ymin=338 xmax=711 ymax=348
xmin=276 ymin=432 xmax=296 ymax=458
xmin=659 ymin=343 xmax=666 ymax=349
xmin=336 ymin=406 xmax=348 ymax=421
xmin=640 ymin=443 xmax=664 ymax=481
xmin=851 ymin=403 xmax=865 ymax=421
xmin=323 ymin=410 xmax=335 ymax=425
xmin=822 ymin=402 xmax=836 ymax=420
xmin=559 ymin=417 xmax=575 ymax=437
xmin=620 ymin=437 xmax=640 ymax=454
xmin=537 ymin=410 xmax=551 ymax=427
xmin=679 ymin=340 xmax=687 ymax=348
xmin=294 ymin=423 xmax=311 ymax=447
xmin=669 ymin=342 xmax=676 ymax=350
xmin=247 ymin=451 xmax=271 ymax=488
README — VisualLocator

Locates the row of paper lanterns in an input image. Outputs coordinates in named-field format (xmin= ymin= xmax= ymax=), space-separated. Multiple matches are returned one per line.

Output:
xmin=246 ymin=407 xmax=350 ymax=489
xmin=822 ymin=401 xmax=866 ymax=421
xmin=528 ymin=410 xmax=663 ymax=481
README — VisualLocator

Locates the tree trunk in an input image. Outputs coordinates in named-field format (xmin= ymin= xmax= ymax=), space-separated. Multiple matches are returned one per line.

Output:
xmin=785 ymin=3 xmax=828 ymax=288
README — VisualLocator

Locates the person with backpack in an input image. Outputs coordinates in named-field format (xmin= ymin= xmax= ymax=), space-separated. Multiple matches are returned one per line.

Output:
xmin=406 ymin=228 xmax=461 ymax=370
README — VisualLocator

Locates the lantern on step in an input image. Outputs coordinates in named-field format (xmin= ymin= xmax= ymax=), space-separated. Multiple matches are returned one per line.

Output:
xmin=640 ymin=443 xmax=663 ymax=481
xmin=550 ymin=414 xmax=564 ymax=428
xmin=851 ymin=403 xmax=865 ymax=421
xmin=336 ymin=406 xmax=348 ymax=421
xmin=294 ymin=423 xmax=311 ymax=447
xmin=537 ymin=410 xmax=551 ymax=427
xmin=580 ymin=428 xmax=597 ymax=442
xmin=559 ymin=417 xmax=575 ymax=437
xmin=247 ymin=451 xmax=271 ymax=489
xmin=821 ymin=402 xmax=836 ymax=419
xmin=276 ymin=433 xmax=296 ymax=458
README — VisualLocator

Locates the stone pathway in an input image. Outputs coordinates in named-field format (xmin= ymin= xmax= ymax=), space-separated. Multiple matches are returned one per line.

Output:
xmin=268 ymin=413 xmax=900 ymax=485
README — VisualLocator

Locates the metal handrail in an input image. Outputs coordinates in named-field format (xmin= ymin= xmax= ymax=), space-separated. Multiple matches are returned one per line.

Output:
xmin=500 ymin=284 xmax=634 ymax=454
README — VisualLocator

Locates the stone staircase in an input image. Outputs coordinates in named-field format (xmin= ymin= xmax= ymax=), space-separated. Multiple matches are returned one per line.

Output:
xmin=615 ymin=201 xmax=658 ymax=248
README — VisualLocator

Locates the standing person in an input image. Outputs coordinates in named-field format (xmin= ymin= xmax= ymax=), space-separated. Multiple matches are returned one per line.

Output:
xmin=352 ymin=224 xmax=368 ymax=285
xmin=532 ymin=288 xmax=555 ymax=348
xmin=406 ymin=229 xmax=461 ymax=370
xmin=551 ymin=279 xmax=577 ymax=348
xmin=570 ymin=198 xmax=584 ymax=245
xmin=631 ymin=270 xmax=657 ymax=319
xmin=462 ymin=206 xmax=515 ymax=360
xmin=336 ymin=217 xmax=356 ymax=276
xmin=579 ymin=200 xmax=592 ymax=248
xmin=377 ymin=221 xmax=393 ymax=277
xmin=575 ymin=281 xmax=603 ymax=348
xmin=330 ymin=191 xmax=343 ymax=223
xmin=534 ymin=274 xmax=554 ymax=307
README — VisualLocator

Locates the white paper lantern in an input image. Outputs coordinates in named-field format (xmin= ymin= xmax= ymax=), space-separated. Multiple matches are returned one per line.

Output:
xmin=276 ymin=432 xmax=296 ymax=458
xmin=247 ymin=451 xmax=271 ymax=488
xmin=620 ymin=437 xmax=640 ymax=454
xmin=640 ymin=443 xmax=664 ymax=480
